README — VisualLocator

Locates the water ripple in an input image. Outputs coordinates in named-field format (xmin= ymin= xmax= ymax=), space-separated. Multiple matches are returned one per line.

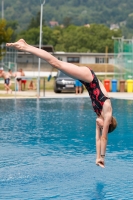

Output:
xmin=0 ymin=98 xmax=133 ymax=199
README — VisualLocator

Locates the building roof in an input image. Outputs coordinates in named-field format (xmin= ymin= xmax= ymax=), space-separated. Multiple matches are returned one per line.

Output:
xmin=49 ymin=21 xmax=59 ymax=26
xmin=34 ymin=45 xmax=54 ymax=53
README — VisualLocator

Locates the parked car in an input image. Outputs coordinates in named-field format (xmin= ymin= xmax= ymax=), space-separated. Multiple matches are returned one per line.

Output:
xmin=54 ymin=70 xmax=84 ymax=93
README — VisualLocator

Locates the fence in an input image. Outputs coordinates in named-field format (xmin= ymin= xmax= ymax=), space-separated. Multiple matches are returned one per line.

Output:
xmin=114 ymin=38 xmax=133 ymax=80
xmin=0 ymin=45 xmax=17 ymax=72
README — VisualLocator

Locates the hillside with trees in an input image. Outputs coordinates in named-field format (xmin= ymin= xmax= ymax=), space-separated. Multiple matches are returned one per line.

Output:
xmin=1 ymin=0 xmax=133 ymax=37
xmin=0 ymin=20 xmax=13 ymax=58
xmin=1 ymin=0 xmax=133 ymax=53
xmin=17 ymin=23 xmax=122 ymax=53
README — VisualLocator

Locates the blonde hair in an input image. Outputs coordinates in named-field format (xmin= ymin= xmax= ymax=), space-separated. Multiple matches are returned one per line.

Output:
xmin=108 ymin=116 xmax=117 ymax=133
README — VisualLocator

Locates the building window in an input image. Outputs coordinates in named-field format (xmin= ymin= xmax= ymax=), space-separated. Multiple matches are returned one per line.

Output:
xmin=95 ymin=57 xmax=108 ymax=63
xmin=67 ymin=57 xmax=80 ymax=63
xmin=58 ymin=57 xmax=62 ymax=61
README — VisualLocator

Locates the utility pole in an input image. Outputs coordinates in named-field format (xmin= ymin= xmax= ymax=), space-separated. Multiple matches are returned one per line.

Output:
xmin=1 ymin=0 xmax=4 ymax=69
xmin=2 ymin=0 xmax=4 ymax=19
xmin=37 ymin=0 xmax=46 ymax=97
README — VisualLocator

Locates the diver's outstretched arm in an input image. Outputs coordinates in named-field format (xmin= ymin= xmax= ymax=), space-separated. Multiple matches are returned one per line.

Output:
xmin=96 ymin=123 xmax=105 ymax=168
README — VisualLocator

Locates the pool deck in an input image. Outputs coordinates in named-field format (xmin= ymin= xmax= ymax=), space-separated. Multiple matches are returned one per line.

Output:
xmin=0 ymin=90 xmax=133 ymax=100
xmin=42 ymin=91 xmax=133 ymax=100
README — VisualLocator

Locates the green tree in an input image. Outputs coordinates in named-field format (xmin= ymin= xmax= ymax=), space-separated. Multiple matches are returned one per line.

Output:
xmin=6 ymin=20 xmax=18 ymax=42
xmin=2 ymin=0 xmax=133 ymax=36
xmin=17 ymin=28 xmax=40 ymax=44
xmin=0 ymin=19 xmax=14 ymax=59
xmin=0 ymin=20 xmax=13 ymax=44
xmin=63 ymin=17 xmax=73 ymax=28
xmin=126 ymin=15 xmax=133 ymax=29
xmin=27 ymin=11 xmax=46 ymax=30
xmin=17 ymin=23 xmax=122 ymax=53
xmin=54 ymin=24 xmax=122 ymax=53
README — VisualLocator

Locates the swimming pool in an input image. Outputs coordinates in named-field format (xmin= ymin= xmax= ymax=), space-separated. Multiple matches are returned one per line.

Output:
xmin=0 ymin=98 xmax=133 ymax=200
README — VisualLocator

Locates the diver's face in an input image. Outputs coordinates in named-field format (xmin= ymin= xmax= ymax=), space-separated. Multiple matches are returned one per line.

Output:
xmin=96 ymin=118 xmax=104 ymax=129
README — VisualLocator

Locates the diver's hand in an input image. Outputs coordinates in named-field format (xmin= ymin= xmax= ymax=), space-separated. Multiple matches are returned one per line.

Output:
xmin=96 ymin=158 xmax=105 ymax=168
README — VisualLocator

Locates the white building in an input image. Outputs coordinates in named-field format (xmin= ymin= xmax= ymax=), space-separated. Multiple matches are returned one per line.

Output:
xmin=16 ymin=45 xmax=115 ymax=71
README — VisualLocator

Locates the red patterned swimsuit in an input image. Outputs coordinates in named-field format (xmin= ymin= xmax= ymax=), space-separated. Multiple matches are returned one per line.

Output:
xmin=80 ymin=69 xmax=110 ymax=116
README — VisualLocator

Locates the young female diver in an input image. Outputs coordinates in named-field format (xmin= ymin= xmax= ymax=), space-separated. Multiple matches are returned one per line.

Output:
xmin=6 ymin=39 xmax=117 ymax=168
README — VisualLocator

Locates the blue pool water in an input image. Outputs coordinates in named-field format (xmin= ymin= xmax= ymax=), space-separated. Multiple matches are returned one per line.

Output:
xmin=0 ymin=98 xmax=133 ymax=200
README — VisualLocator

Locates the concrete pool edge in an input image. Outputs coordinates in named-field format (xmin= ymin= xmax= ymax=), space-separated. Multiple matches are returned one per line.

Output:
xmin=0 ymin=91 xmax=133 ymax=100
